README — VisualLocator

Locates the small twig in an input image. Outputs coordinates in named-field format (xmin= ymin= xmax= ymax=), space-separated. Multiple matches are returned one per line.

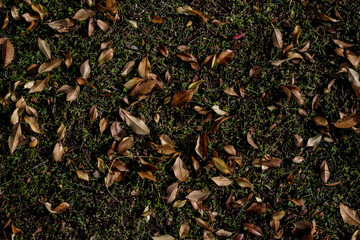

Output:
xmin=31 ymin=160 xmax=49 ymax=169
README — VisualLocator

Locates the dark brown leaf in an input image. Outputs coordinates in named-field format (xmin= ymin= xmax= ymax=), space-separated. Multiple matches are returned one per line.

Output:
xmin=170 ymin=89 xmax=194 ymax=107
xmin=334 ymin=113 xmax=360 ymax=128
xmin=245 ymin=202 xmax=266 ymax=214
xmin=217 ymin=50 xmax=234 ymax=65
xmin=243 ymin=223 xmax=263 ymax=236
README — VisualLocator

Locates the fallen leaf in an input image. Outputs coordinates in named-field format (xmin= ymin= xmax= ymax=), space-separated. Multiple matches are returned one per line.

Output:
xmin=119 ymin=108 xmax=150 ymax=135
xmin=293 ymin=156 xmax=304 ymax=163
xmin=272 ymin=28 xmax=283 ymax=49
xmin=340 ymin=203 xmax=360 ymax=227
xmin=217 ymin=50 xmax=234 ymax=65
xmin=319 ymin=13 xmax=340 ymax=22
xmin=121 ymin=60 xmax=135 ymax=76
xmin=138 ymin=56 xmax=151 ymax=80
xmin=99 ymin=118 xmax=109 ymax=133
xmin=38 ymin=58 xmax=62 ymax=74
xmin=88 ymin=17 xmax=95 ymax=36
xmin=289 ymin=198 xmax=305 ymax=207
xmin=247 ymin=131 xmax=259 ymax=149
xmin=224 ymin=145 xmax=236 ymax=155
xmin=97 ymin=19 xmax=110 ymax=32
xmin=313 ymin=116 xmax=329 ymax=128
xmin=211 ymin=176 xmax=233 ymax=186
xmin=213 ymin=157 xmax=231 ymax=174
xmin=243 ymin=223 xmax=263 ymax=236
xmin=22 ymin=13 xmax=39 ymax=22
xmin=176 ymin=6 xmax=209 ymax=22
xmin=209 ymin=116 xmax=232 ymax=134
xmin=212 ymin=105 xmax=227 ymax=115
xmin=346 ymin=50 xmax=360 ymax=68
xmin=97 ymin=158 xmax=105 ymax=173
xmin=151 ymin=16 xmax=163 ymax=23
xmin=215 ymin=229 xmax=232 ymax=237
xmin=76 ymin=170 xmax=89 ymax=181
xmin=173 ymin=200 xmax=187 ymax=208
xmin=165 ymin=182 xmax=179 ymax=204
xmin=152 ymin=235 xmax=175 ymax=240
xmin=294 ymin=220 xmax=312 ymax=229
xmin=173 ymin=156 xmax=189 ymax=182
xmin=320 ymin=160 xmax=330 ymax=183
xmin=236 ymin=177 xmax=254 ymax=188
xmin=9 ymin=123 xmax=21 ymax=154
xmin=2 ymin=39 xmax=14 ymax=67
xmin=89 ymin=105 xmax=98 ymax=122
xmin=110 ymin=121 xmax=123 ymax=141
xmin=129 ymin=80 xmax=157 ymax=96
xmin=159 ymin=45 xmax=169 ymax=57
xmin=57 ymin=123 xmax=66 ymax=141
xmin=333 ymin=39 xmax=354 ymax=49
xmin=72 ymin=9 xmax=95 ymax=21
xmin=292 ymin=25 xmax=301 ymax=44
xmin=138 ymin=171 xmax=157 ymax=182
xmin=31 ymin=4 xmax=47 ymax=21
xmin=80 ymin=59 xmax=91 ymax=79
xmin=98 ymin=48 xmax=114 ymax=66
xmin=48 ymin=18 xmax=74 ymax=33
xmin=57 ymin=85 xmax=80 ymax=102
xmin=117 ymin=137 xmax=134 ymax=154
xmin=170 ymin=89 xmax=194 ymax=107
xmin=29 ymin=73 xmax=50 ymax=93
xmin=53 ymin=142 xmax=64 ymax=162
xmin=186 ymin=190 xmax=210 ymax=201
xmin=245 ymin=202 xmax=266 ymax=214
xmin=334 ymin=113 xmax=360 ymax=128
xmin=179 ymin=222 xmax=189 ymax=239
xmin=38 ymin=37 xmax=51 ymax=59
xmin=65 ymin=51 xmax=72 ymax=68
xmin=24 ymin=116 xmax=41 ymax=133
xmin=195 ymin=218 xmax=214 ymax=232
xmin=45 ymin=202 xmax=70 ymax=214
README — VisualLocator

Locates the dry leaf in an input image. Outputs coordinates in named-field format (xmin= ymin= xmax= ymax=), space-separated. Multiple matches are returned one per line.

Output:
xmin=333 ymin=39 xmax=354 ymax=49
xmin=165 ymin=182 xmax=179 ymax=204
xmin=272 ymin=28 xmax=283 ymax=49
xmin=186 ymin=190 xmax=210 ymax=201
xmin=80 ymin=59 xmax=91 ymax=79
xmin=292 ymin=156 xmax=304 ymax=163
xmin=99 ymin=118 xmax=109 ymax=133
xmin=213 ymin=157 xmax=231 ymax=174
xmin=121 ymin=60 xmax=135 ymax=76
xmin=98 ymin=48 xmax=114 ymax=66
xmin=38 ymin=37 xmax=51 ymax=59
xmin=292 ymin=25 xmax=301 ymax=44
xmin=152 ymin=235 xmax=175 ymax=240
xmin=31 ymin=4 xmax=47 ymax=21
xmin=319 ymin=13 xmax=340 ymax=22
xmin=72 ymin=9 xmax=95 ymax=21
xmin=195 ymin=218 xmax=214 ymax=232
xmin=129 ymin=80 xmax=157 ymax=96
xmin=179 ymin=222 xmax=189 ymax=239
xmin=236 ymin=177 xmax=254 ymax=188
xmin=138 ymin=171 xmax=157 ymax=182
xmin=211 ymin=176 xmax=233 ymax=186
xmin=88 ymin=17 xmax=95 ymax=37
xmin=11 ymin=6 xmax=20 ymax=20
xmin=243 ymin=223 xmax=263 ymax=236
xmin=170 ymin=89 xmax=194 ymax=107
xmin=224 ymin=145 xmax=236 ymax=155
xmin=29 ymin=73 xmax=50 ymax=94
xmin=159 ymin=45 xmax=169 ymax=57
xmin=9 ymin=123 xmax=21 ymax=154
xmin=65 ymin=51 xmax=72 ymax=68
xmin=247 ymin=130 xmax=259 ymax=149
xmin=340 ymin=203 xmax=360 ymax=227
xmin=76 ymin=170 xmax=89 ymax=181
xmin=119 ymin=108 xmax=150 ymax=135
xmin=212 ymin=105 xmax=227 ymax=115
xmin=138 ymin=56 xmax=151 ymax=80
xmin=57 ymin=123 xmax=66 ymax=141
xmin=346 ymin=50 xmax=360 ymax=68
xmin=176 ymin=6 xmax=209 ymax=22
xmin=45 ymin=202 xmax=70 ymax=214
xmin=334 ymin=113 xmax=360 ymax=128
xmin=110 ymin=121 xmax=123 ymax=141
xmin=245 ymin=202 xmax=266 ymax=214
xmin=117 ymin=137 xmax=134 ymax=154
xmin=97 ymin=19 xmax=110 ymax=32
xmin=2 ymin=39 xmax=14 ymax=67
xmin=173 ymin=156 xmax=189 ymax=182
xmin=24 ymin=116 xmax=41 ymax=133
xmin=57 ymin=85 xmax=80 ymax=102
xmin=48 ymin=18 xmax=74 ymax=33
xmin=320 ymin=160 xmax=330 ymax=183
xmin=151 ymin=16 xmax=163 ymax=23
xmin=22 ymin=13 xmax=39 ymax=22
xmin=217 ymin=50 xmax=234 ymax=65
xmin=209 ymin=116 xmax=232 ymax=134
xmin=53 ymin=142 xmax=64 ymax=162
xmin=89 ymin=105 xmax=98 ymax=122
xmin=293 ymin=134 xmax=304 ymax=147
xmin=38 ymin=58 xmax=62 ymax=74
xmin=313 ymin=116 xmax=329 ymax=128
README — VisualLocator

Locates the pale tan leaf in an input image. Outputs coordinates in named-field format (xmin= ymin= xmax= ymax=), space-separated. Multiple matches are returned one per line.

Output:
xmin=97 ymin=19 xmax=110 ymax=32
xmin=211 ymin=105 xmax=227 ymax=115
xmin=299 ymin=41 xmax=310 ymax=52
xmin=333 ymin=39 xmax=354 ymax=49
xmin=97 ymin=158 xmax=105 ymax=173
xmin=348 ymin=68 xmax=360 ymax=86
xmin=272 ymin=28 xmax=283 ymax=49
xmin=224 ymin=145 xmax=236 ymax=155
xmin=38 ymin=58 xmax=62 ymax=74
xmin=165 ymin=182 xmax=179 ymax=204
xmin=10 ymin=108 xmax=20 ymax=125
xmin=9 ymin=123 xmax=21 ymax=154
xmin=22 ymin=13 xmax=39 ymax=22
xmin=53 ymin=142 xmax=64 ymax=162
xmin=98 ymin=48 xmax=114 ymax=66
xmin=57 ymin=85 xmax=80 ymax=102
xmin=319 ymin=13 xmax=340 ymax=22
xmin=45 ymin=202 xmax=70 ymax=214
xmin=186 ymin=190 xmax=210 ymax=201
xmin=24 ymin=116 xmax=41 ymax=133
xmin=195 ymin=218 xmax=214 ymax=232
xmin=2 ymin=39 xmax=14 ymax=67
xmin=271 ymin=58 xmax=292 ymax=66
xmin=38 ymin=37 xmax=51 ymax=59
xmin=216 ymin=229 xmax=233 ymax=237
xmin=119 ymin=108 xmax=150 ymax=135
xmin=76 ymin=170 xmax=89 ymax=181
xmin=11 ymin=6 xmax=20 ymax=20
xmin=80 ymin=59 xmax=91 ymax=79
xmin=320 ymin=160 xmax=330 ymax=183
xmin=99 ymin=118 xmax=109 ymax=133
xmin=121 ymin=60 xmax=135 ymax=76
xmin=88 ymin=17 xmax=95 ymax=37
xmin=179 ymin=222 xmax=189 ymax=239
xmin=100 ymin=40 xmax=113 ymax=50
xmin=213 ymin=157 xmax=231 ymax=174
xmin=346 ymin=50 xmax=360 ymax=68
xmin=306 ymin=135 xmax=322 ymax=147
xmin=89 ymin=105 xmax=98 ymax=122
xmin=72 ymin=9 xmax=95 ymax=21
xmin=138 ymin=56 xmax=151 ymax=80
xmin=292 ymin=156 xmax=304 ymax=163
xmin=313 ymin=116 xmax=329 ymax=128
xmin=173 ymin=156 xmax=189 ymax=182
xmin=352 ymin=230 xmax=360 ymax=240
xmin=247 ymin=131 xmax=259 ymax=149
xmin=173 ymin=200 xmax=187 ymax=208
xmin=151 ymin=235 xmax=175 ymax=240
xmin=293 ymin=134 xmax=304 ymax=147
xmin=31 ymin=4 xmax=47 ymax=21
xmin=211 ymin=176 xmax=233 ymax=186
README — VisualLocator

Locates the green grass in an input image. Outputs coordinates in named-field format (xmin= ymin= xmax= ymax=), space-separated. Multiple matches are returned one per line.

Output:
xmin=1 ymin=0 xmax=360 ymax=239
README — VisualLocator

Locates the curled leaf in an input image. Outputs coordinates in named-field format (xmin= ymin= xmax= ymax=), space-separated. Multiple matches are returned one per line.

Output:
xmin=98 ymin=48 xmax=114 ymax=66
xmin=45 ymin=202 xmax=70 ymax=214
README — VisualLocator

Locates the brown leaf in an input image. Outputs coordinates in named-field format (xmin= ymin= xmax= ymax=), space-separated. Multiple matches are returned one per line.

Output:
xmin=48 ymin=18 xmax=74 ymax=33
xmin=2 ymin=11 xmax=9 ymax=29
xmin=97 ymin=19 xmax=110 ymax=32
xmin=2 ymin=39 xmax=14 ymax=67
xmin=334 ymin=113 xmax=360 ymax=128
xmin=57 ymin=85 xmax=80 ymax=102
xmin=313 ymin=116 xmax=329 ymax=128
xmin=88 ymin=17 xmax=95 ymax=37
xmin=151 ymin=16 xmax=163 ymax=23
xmin=98 ymin=48 xmax=114 ymax=66
xmin=299 ymin=41 xmax=310 ymax=52
xmin=247 ymin=130 xmax=259 ymax=149
xmin=76 ymin=170 xmax=89 ymax=181
xmin=9 ymin=123 xmax=21 ymax=154
xmin=186 ymin=190 xmax=210 ymax=201
xmin=65 ymin=51 xmax=72 ymax=68
xmin=293 ymin=156 xmax=304 ymax=163
xmin=170 ymin=89 xmax=194 ymax=107
xmin=236 ymin=177 xmax=254 ymax=188
xmin=38 ymin=58 xmax=62 ymax=74
xmin=29 ymin=73 xmax=50 ymax=93
xmin=346 ymin=50 xmax=360 ymax=68
xmin=80 ymin=59 xmax=91 ymax=79
xmin=110 ymin=121 xmax=123 ymax=141
xmin=215 ymin=229 xmax=232 ymax=237
xmin=320 ymin=160 xmax=330 ymax=183
xmin=38 ymin=37 xmax=51 ymax=59
xmin=129 ymin=80 xmax=157 ymax=96
xmin=319 ymin=13 xmax=340 ymax=22
xmin=53 ymin=142 xmax=64 ymax=162
xmin=209 ymin=116 xmax=232 ymax=134
xmin=176 ymin=52 xmax=197 ymax=63
xmin=211 ymin=176 xmax=233 ymax=186
xmin=243 ymin=223 xmax=263 ymax=236
xmin=179 ymin=222 xmax=189 ymax=239
xmin=119 ymin=108 xmax=150 ymax=135
xmin=159 ymin=45 xmax=169 ymax=57
xmin=138 ymin=56 xmax=151 ymax=80
xmin=31 ymin=4 xmax=47 ymax=21
xmin=173 ymin=156 xmax=189 ymax=182
xmin=89 ymin=105 xmax=98 ymax=122
xmin=99 ymin=118 xmax=109 ymax=133
xmin=121 ymin=60 xmax=136 ymax=76
xmin=212 ymin=105 xmax=227 ymax=115
xmin=45 ymin=202 xmax=70 ymax=214
xmin=72 ymin=9 xmax=95 ymax=21
xmin=333 ymin=39 xmax=354 ymax=49
xmin=289 ymin=198 xmax=305 ymax=207
xmin=195 ymin=218 xmax=214 ymax=232
xmin=292 ymin=25 xmax=301 ymax=44
xmin=294 ymin=220 xmax=312 ymax=229
xmin=272 ymin=28 xmax=283 ymax=49
xmin=138 ymin=171 xmax=157 ymax=182
xmin=165 ymin=182 xmax=179 ymax=204
xmin=24 ymin=116 xmax=41 ymax=133
xmin=293 ymin=134 xmax=304 ymax=147
xmin=217 ymin=50 xmax=234 ymax=65
xmin=106 ymin=0 xmax=118 ymax=13
xmin=100 ymin=40 xmax=113 ymax=50
xmin=22 ymin=13 xmax=39 ymax=22
xmin=152 ymin=235 xmax=175 ymax=240
xmin=150 ymin=142 xmax=176 ymax=155
xmin=245 ymin=202 xmax=266 ymax=214
xmin=57 ymin=123 xmax=66 ymax=141
xmin=116 ymin=137 xmax=133 ymax=154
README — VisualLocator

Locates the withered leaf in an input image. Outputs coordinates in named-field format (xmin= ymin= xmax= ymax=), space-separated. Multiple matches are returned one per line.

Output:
xmin=72 ymin=9 xmax=95 ymax=21
xmin=110 ymin=121 xmax=123 ymax=141
xmin=320 ymin=160 xmax=330 ymax=183
xmin=159 ymin=45 xmax=169 ymax=57
xmin=209 ymin=116 xmax=232 ymax=134
xmin=340 ymin=203 xmax=360 ymax=227
xmin=289 ymin=198 xmax=305 ymax=207
xmin=29 ymin=73 xmax=50 ymax=93
xmin=117 ymin=137 xmax=134 ymax=154
xmin=9 ymin=123 xmax=21 ymax=154
xmin=53 ymin=142 xmax=64 ymax=162
xmin=119 ymin=108 xmax=150 ymax=135
xmin=165 ymin=182 xmax=179 ymax=204
xmin=65 ymin=51 xmax=72 ymax=68
xmin=245 ymin=202 xmax=266 ymax=214
xmin=80 ymin=59 xmax=91 ymax=79
xmin=99 ymin=118 xmax=109 ymax=133
xmin=152 ymin=235 xmax=175 ymax=240
xmin=224 ymin=145 xmax=236 ymax=155
xmin=247 ymin=131 xmax=259 ymax=149
xmin=121 ymin=60 xmax=135 ymax=76
xmin=129 ymin=80 xmax=157 ymax=96
xmin=306 ymin=135 xmax=322 ymax=147
xmin=176 ymin=52 xmax=197 ymax=62
xmin=346 ymin=50 xmax=360 ymax=68
xmin=2 ymin=39 xmax=14 ymax=67
xmin=212 ymin=105 xmax=227 ymax=115
xmin=31 ymin=4 xmax=47 ymax=21
xmin=195 ymin=218 xmax=214 ymax=232
xmin=48 ymin=18 xmax=74 ymax=33
xmin=57 ymin=85 xmax=80 ymax=102
xmin=333 ymin=39 xmax=354 ymax=49
xmin=293 ymin=156 xmax=304 ymax=163
xmin=173 ymin=156 xmax=189 ymax=182
xmin=217 ymin=50 xmax=234 ymax=65
xmin=97 ymin=19 xmax=110 ymax=32
xmin=294 ymin=220 xmax=312 ymax=229
xmin=319 ymin=13 xmax=340 ymax=22
xmin=97 ymin=158 xmax=105 ymax=173
xmin=236 ymin=177 xmax=254 ymax=188
xmin=76 ymin=170 xmax=89 ymax=181
xmin=151 ymin=16 xmax=163 ymax=23
xmin=24 ymin=116 xmax=41 ymax=133
xmin=313 ymin=116 xmax=329 ymax=128
xmin=292 ymin=25 xmax=301 ymax=44
xmin=2 ymin=11 xmax=9 ymax=29
xmin=176 ymin=6 xmax=209 ymax=22
xmin=223 ymin=87 xmax=239 ymax=97
xmin=89 ymin=105 xmax=98 ymax=122
xmin=186 ymin=190 xmax=210 ymax=201
xmin=38 ymin=37 xmax=51 ymax=59
xmin=88 ymin=17 xmax=95 ymax=37
xmin=98 ymin=48 xmax=114 ymax=66
xmin=57 ymin=123 xmax=66 ymax=141
xmin=293 ymin=134 xmax=304 ymax=147
xmin=272 ymin=28 xmax=283 ymax=49
xmin=243 ymin=223 xmax=263 ymax=236
xmin=213 ymin=157 xmax=231 ymax=174
xmin=22 ymin=13 xmax=39 ymax=22
xmin=138 ymin=171 xmax=157 ymax=182
xmin=138 ymin=56 xmax=151 ymax=80
xmin=179 ymin=222 xmax=189 ymax=239
xmin=38 ymin=58 xmax=62 ymax=74
xmin=45 ymin=202 xmax=70 ymax=214
xmin=170 ymin=89 xmax=194 ymax=107
xmin=334 ymin=113 xmax=360 ymax=128
xmin=211 ymin=176 xmax=233 ymax=186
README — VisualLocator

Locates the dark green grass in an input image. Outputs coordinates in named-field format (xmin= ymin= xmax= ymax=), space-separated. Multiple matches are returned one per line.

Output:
xmin=1 ymin=0 xmax=360 ymax=239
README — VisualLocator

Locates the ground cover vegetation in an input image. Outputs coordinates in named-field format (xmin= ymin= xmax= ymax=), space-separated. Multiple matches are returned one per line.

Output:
xmin=1 ymin=0 xmax=360 ymax=239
